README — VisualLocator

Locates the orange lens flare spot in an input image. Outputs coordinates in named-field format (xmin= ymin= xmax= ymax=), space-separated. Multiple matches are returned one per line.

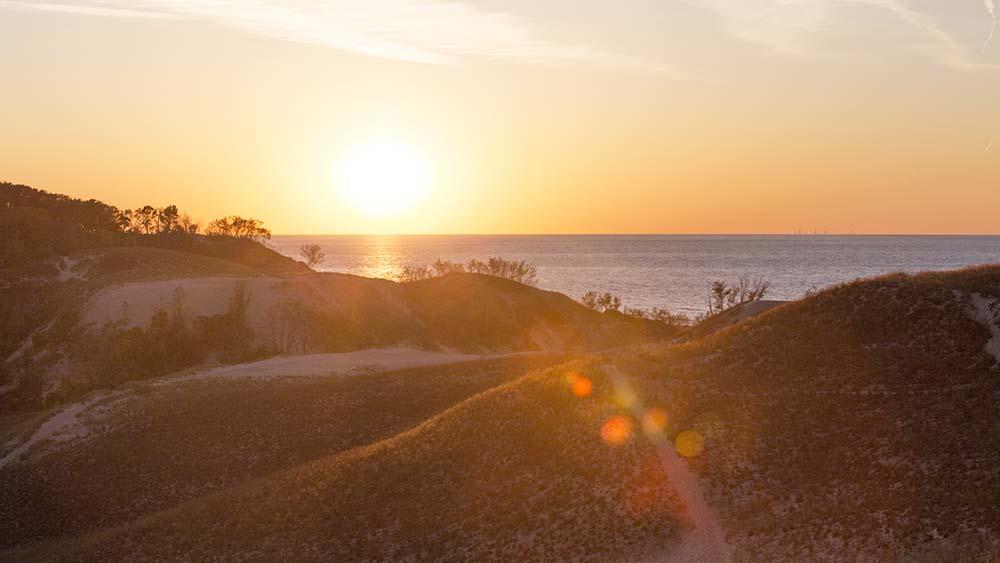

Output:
xmin=600 ymin=415 xmax=634 ymax=446
xmin=572 ymin=377 xmax=593 ymax=397
xmin=642 ymin=408 xmax=669 ymax=434
xmin=613 ymin=387 xmax=638 ymax=409
xmin=675 ymin=430 xmax=705 ymax=458
xmin=565 ymin=372 xmax=592 ymax=397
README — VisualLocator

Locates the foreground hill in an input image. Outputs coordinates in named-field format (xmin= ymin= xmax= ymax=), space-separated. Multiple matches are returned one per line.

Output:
xmin=606 ymin=266 xmax=1000 ymax=561
xmin=0 ymin=246 xmax=674 ymax=410
xmin=4 ymin=265 xmax=1000 ymax=561
xmin=0 ymin=354 xmax=568 ymax=553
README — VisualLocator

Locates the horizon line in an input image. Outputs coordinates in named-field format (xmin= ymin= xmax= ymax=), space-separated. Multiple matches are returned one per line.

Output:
xmin=270 ymin=232 xmax=1000 ymax=237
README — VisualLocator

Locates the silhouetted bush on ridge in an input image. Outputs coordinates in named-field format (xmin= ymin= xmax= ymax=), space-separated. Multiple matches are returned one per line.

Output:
xmin=580 ymin=290 xmax=690 ymax=327
xmin=397 ymin=257 xmax=539 ymax=286
xmin=705 ymin=274 xmax=771 ymax=316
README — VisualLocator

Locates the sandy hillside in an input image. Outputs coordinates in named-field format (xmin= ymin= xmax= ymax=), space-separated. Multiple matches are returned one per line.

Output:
xmin=0 ymin=353 xmax=569 ymax=552
xmin=5 ymin=266 xmax=1000 ymax=561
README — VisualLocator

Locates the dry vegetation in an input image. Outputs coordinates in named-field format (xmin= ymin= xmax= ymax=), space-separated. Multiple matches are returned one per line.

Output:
xmin=4 ymin=184 xmax=1000 ymax=561
xmin=4 ymin=357 xmax=689 ymax=562
xmin=3 ymin=266 xmax=999 ymax=561
xmin=608 ymin=266 xmax=1000 ymax=561
xmin=0 ymin=355 xmax=568 ymax=552
xmin=1 ymin=249 xmax=675 ymax=411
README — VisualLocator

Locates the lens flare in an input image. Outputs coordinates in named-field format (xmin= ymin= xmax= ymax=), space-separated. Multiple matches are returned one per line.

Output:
xmin=642 ymin=408 xmax=669 ymax=434
xmin=565 ymin=372 xmax=593 ymax=398
xmin=613 ymin=385 xmax=638 ymax=409
xmin=675 ymin=430 xmax=705 ymax=458
xmin=600 ymin=415 xmax=634 ymax=446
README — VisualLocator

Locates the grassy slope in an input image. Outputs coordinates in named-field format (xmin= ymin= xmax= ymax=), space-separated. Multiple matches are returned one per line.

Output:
xmin=3 ymin=248 xmax=676 ymax=410
xmin=0 ymin=245 xmax=308 ymax=409
xmin=7 ymin=266 xmax=1000 ymax=561
xmin=16 ymin=358 xmax=686 ymax=562
xmin=0 ymin=355 xmax=566 ymax=551
xmin=609 ymin=266 xmax=1000 ymax=561
xmin=399 ymin=274 xmax=675 ymax=352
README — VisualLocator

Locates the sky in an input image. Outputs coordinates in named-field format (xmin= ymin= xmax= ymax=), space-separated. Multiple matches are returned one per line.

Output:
xmin=2 ymin=0 xmax=999 ymax=234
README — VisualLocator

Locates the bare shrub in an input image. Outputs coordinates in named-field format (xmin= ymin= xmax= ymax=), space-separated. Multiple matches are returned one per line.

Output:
xmin=298 ymin=244 xmax=326 ymax=269
xmin=582 ymin=291 xmax=622 ymax=313
xmin=264 ymin=300 xmax=315 ymax=354
xmin=398 ymin=264 xmax=434 ymax=282
xmin=467 ymin=257 xmax=539 ymax=286
xmin=586 ymin=292 xmax=690 ymax=327
xmin=432 ymin=259 xmax=466 ymax=276
xmin=196 ymin=281 xmax=258 ymax=361
xmin=707 ymin=274 xmax=771 ymax=316
xmin=397 ymin=257 xmax=538 ymax=286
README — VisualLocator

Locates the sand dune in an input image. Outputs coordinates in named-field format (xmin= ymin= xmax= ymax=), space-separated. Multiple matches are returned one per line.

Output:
xmin=185 ymin=348 xmax=530 ymax=380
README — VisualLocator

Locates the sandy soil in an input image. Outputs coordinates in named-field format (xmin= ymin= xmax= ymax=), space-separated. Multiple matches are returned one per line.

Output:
xmin=55 ymin=256 xmax=88 ymax=282
xmin=604 ymin=364 xmax=733 ymax=563
xmin=1 ymin=348 xmax=524 ymax=470
xmin=0 ymin=392 xmax=122 ymax=470
xmin=81 ymin=276 xmax=295 ymax=329
xmin=183 ymin=348 xmax=520 ymax=381
xmin=971 ymin=293 xmax=1000 ymax=364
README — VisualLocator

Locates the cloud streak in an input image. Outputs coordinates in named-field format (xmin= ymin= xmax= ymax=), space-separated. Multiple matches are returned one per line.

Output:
xmin=683 ymin=0 xmax=989 ymax=69
xmin=986 ymin=0 xmax=997 ymax=51
xmin=0 ymin=0 xmax=671 ymax=71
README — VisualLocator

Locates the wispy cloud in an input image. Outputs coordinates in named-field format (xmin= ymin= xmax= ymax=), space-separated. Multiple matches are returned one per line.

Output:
xmin=985 ymin=0 xmax=998 ymax=51
xmin=0 ymin=0 xmax=671 ymax=72
xmin=683 ymin=0 xmax=993 ymax=69
xmin=0 ymin=1 xmax=177 ymax=19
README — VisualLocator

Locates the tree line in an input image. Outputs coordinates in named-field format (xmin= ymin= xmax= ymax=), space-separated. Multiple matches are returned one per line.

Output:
xmin=0 ymin=182 xmax=272 ymax=268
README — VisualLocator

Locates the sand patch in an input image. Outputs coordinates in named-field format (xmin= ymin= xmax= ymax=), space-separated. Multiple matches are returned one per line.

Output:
xmin=604 ymin=364 xmax=732 ymax=563
xmin=0 ymin=349 xmax=515 ymax=470
xmin=180 ymin=348 xmax=519 ymax=382
xmin=81 ymin=276 xmax=296 ymax=330
xmin=0 ymin=391 xmax=125 ymax=470
xmin=970 ymin=293 xmax=1000 ymax=364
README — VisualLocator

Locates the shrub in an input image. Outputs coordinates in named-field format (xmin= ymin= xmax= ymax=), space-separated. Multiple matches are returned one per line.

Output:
xmin=397 ymin=257 xmax=539 ymax=286
xmin=582 ymin=292 xmax=622 ymax=313
xmin=398 ymin=264 xmax=435 ymax=282
xmin=584 ymin=291 xmax=690 ymax=327
xmin=432 ymin=259 xmax=466 ymax=276
xmin=196 ymin=281 xmax=259 ymax=361
xmin=466 ymin=258 xmax=538 ymax=286
xmin=205 ymin=216 xmax=271 ymax=244
xmin=73 ymin=288 xmax=204 ymax=391
xmin=706 ymin=274 xmax=771 ymax=316
xmin=299 ymin=244 xmax=326 ymax=269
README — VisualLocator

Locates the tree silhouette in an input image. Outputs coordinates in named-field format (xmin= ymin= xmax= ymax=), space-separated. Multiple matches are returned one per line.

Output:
xmin=299 ymin=244 xmax=326 ymax=269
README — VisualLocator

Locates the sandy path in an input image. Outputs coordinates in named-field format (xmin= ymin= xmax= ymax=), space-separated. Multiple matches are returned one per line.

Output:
xmin=603 ymin=365 xmax=732 ymax=563
xmin=0 ymin=392 xmax=119 ymax=471
xmin=1 ymin=348 xmax=522 ymax=471
xmin=182 ymin=348 xmax=520 ymax=382
xmin=970 ymin=294 xmax=1000 ymax=364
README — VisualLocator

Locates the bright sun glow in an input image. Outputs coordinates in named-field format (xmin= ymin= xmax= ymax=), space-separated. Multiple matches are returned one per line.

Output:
xmin=334 ymin=139 xmax=434 ymax=219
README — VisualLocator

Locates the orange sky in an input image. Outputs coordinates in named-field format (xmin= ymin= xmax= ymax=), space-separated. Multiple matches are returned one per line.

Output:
xmin=2 ymin=1 xmax=999 ymax=234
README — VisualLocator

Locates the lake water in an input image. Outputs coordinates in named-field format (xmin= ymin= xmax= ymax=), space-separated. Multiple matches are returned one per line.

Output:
xmin=271 ymin=235 xmax=1000 ymax=316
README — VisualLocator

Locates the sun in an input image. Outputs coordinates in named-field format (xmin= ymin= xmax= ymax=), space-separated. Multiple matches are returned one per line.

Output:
xmin=334 ymin=138 xmax=434 ymax=219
